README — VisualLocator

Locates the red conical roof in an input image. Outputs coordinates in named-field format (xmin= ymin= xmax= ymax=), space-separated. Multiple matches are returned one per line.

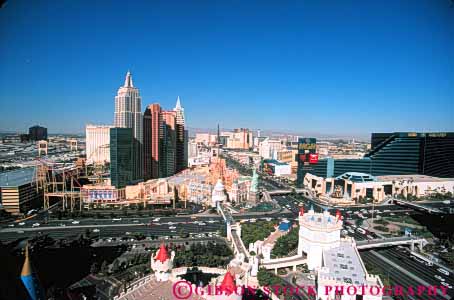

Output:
xmin=299 ymin=207 xmax=305 ymax=216
xmin=220 ymin=271 xmax=236 ymax=295
xmin=155 ymin=244 xmax=169 ymax=263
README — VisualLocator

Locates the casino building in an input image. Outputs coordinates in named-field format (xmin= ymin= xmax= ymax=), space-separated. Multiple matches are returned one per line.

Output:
xmin=297 ymin=132 xmax=454 ymax=186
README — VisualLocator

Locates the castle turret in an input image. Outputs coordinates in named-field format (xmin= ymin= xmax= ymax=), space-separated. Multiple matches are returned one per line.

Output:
xmin=151 ymin=244 xmax=175 ymax=281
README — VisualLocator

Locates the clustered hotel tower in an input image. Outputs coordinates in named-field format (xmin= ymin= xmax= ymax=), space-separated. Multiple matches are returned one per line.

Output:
xmin=111 ymin=71 xmax=188 ymax=187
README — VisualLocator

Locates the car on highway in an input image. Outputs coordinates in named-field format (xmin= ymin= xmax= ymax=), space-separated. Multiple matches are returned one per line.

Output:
xmin=18 ymin=222 xmax=25 ymax=226
xmin=93 ymin=229 xmax=100 ymax=233
xmin=71 ymin=221 xmax=80 ymax=224
xmin=198 ymin=222 xmax=206 ymax=226
xmin=169 ymin=226 xmax=176 ymax=230
xmin=434 ymin=275 xmax=445 ymax=281
xmin=59 ymin=223 xmax=66 ymax=227
xmin=412 ymin=257 xmax=425 ymax=264
xmin=441 ymin=282 xmax=452 ymax=289
xmin=32 ymin=223 xmax=40 ymax=227
xmin=16 ymin=230 xmax=25 ymax=234
xmin=356 ymin=228 xmax=366 ymax=235
xmin=438 ymin=268 xmax=450 ymax=276
xmin=8 ymin=224 xmax=15 ymax=227
xmin=153 ymin=218 xmax=161 ymax=222
xmin=167 ymin=222 xmax=175 ymax=225
xmin=133 ymin=220 xmax=139 ymax=223
xmin=207 ymin=220 xmax=216 ymax=223
xmin=112 ymin=218 xmax=122 ymax=221
xmin=424 ymin=261 xmax=433 ymax=266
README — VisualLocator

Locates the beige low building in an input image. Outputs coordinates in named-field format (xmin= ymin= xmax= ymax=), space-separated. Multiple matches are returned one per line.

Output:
xmin=304 ymin=172 xmax=454 ymax=204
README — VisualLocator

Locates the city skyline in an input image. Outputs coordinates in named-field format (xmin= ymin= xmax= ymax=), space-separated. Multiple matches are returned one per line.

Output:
xmin=0 ymin=0 xmax=453 ymax=135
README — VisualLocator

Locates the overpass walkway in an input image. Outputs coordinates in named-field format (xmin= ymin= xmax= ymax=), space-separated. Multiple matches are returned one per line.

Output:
xmin=356 ymin=236 xmax=427 ymax=250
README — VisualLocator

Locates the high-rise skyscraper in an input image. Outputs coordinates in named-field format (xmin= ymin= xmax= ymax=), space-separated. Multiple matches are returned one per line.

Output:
xmin=161 ymin=110 xmax=177 ymax=177
xmin=110 ymin=128 xmax=133 ymax=188
xmin=143 ymin=104 xmax=163 ymax=180
xmin=174 ymin=96 xmax=187 ymax=172
xmin=29 ymin=125 xmax=47 ymax=141
xmin=114 ymin=71 xmax=143 ymax=180
xmin=85 ymin=124 xmax=113 ymax=164
xmin=143 ymin=98 xmax=188 ymax=180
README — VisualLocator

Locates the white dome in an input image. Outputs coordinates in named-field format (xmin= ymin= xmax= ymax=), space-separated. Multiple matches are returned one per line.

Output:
xmin=214 ymin=179 xmax=225 ymax=191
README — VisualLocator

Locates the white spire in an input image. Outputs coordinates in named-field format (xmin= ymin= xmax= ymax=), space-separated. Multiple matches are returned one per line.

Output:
xmin=124 ymin=70 xmax=134 ymax=87
xmin=175 ymin=96 xmax=182 ymax=110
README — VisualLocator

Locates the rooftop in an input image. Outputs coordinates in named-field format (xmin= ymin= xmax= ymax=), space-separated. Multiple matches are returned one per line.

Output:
xmin=376 ymin=174 xmax=454 ymax=183
xmin=263 ymin=159 xmax=289 ymax=166
xmin=320 ymin=239 xmax=366 ymax=286
xmin=336 ymin=172 xmax=376 ymax=183
xmin=0 ymin=167 xmax=35 ymax=187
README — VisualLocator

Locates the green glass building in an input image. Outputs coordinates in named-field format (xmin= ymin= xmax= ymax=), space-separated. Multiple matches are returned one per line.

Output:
xmin=110 ymin=128 xmax=133 ymax=188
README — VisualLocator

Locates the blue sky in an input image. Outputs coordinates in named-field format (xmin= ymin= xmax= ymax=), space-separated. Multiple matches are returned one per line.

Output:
xmin=0 ymin=0 xmax=453 ymax=135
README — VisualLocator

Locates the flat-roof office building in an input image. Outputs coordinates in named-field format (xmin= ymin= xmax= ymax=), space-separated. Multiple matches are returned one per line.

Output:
xmin=0 ymin=168 xmax=42 ymax=215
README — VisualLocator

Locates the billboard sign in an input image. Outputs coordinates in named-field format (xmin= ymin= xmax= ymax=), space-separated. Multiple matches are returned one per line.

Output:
xmin=309 ymin=153 xmax=319 ymax=164
xmin=298 ymin=138 xmax=316 ymax=154
xmin=82 ymin=187 xmax=119 ymax=202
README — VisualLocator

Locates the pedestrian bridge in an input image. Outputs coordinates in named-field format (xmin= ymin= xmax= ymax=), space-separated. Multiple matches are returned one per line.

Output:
xmin=356 ymin=236 xmax=427 ymax=250
xmin=267 ymin=189 xmax=307 ymax=195
xmin=393 ymin=199 xmax=445 ymax=214
xmin=261 ymin=255 xmax=307 ymax=273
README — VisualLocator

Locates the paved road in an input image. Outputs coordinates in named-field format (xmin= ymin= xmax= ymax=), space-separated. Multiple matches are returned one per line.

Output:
xmin=360 ymin=248 xmax=453 ymax=300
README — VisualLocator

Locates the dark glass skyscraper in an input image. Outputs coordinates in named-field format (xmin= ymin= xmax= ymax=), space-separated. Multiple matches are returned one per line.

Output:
xmin=28 ymin=125 xmax=47 ymax=141
xmin=110 ymin=128 xmax=133 ymax=188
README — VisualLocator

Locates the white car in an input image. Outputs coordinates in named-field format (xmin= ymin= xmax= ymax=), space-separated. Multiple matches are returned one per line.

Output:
xmin=438 ymin=268 xmax=450 ymax=276
xmin=441 ymin=282 xmax=452 ymax=289
xmin=133 ymin=220 xmax=139 ymax=223
xmin=198 ymin=222 xmax=206 ymax=226
xmin=93 ymin=229 xmax=100 ymax=233
xmin=112 ymin=218 xmax=122 ymax=221
xmin=71 ymin=221 xmax=80 ymax=224
xmin=169 ymin=226 xmax=176 ymax=230
xmin=16 ymin=230 xmax=25 ymax=234
xmin=434 ymin=275 xmax=445 ymax=281
xmin=153 ymin=218 xmax=161 ymax=222
xmin=32 ymin=223 xmax=40 ymax=227
xmin=207 ymin=220 xmax=216 ymax=223
xmin=18 ymin=222 xmax=25 ymax=226
xmin=8 ymin=224 xmax=15 ymax=227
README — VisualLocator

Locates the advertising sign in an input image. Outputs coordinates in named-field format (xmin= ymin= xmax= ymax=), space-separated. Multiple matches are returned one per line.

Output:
xmin=82 ymin=187 xmax=118 ymax=202
xmin=309 ymin=153 xmax=319 ymax=164
xmin=298 ymin=138 xmax=316 ymax=154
